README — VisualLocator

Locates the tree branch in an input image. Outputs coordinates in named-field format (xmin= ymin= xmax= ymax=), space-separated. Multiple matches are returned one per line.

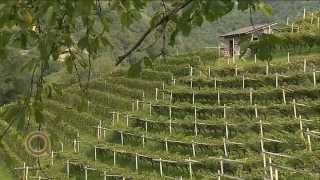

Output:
xmin=115 ymin=0 xmax=193 ymax=66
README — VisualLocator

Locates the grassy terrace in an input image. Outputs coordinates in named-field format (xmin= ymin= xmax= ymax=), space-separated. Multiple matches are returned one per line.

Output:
xmin=1 ymin=52 xmax=320 ymax=179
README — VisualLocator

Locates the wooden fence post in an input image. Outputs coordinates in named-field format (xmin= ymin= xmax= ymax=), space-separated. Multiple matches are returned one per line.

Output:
xmin=307 ymin=128 xmax=312 ymax=152
xmin=282 ymin=89 xmax=286 ymax=104
xmin=249 ymin=88 xmax=253 ymax=105
xmin=194 ymin=106 xmax=198 ymax=136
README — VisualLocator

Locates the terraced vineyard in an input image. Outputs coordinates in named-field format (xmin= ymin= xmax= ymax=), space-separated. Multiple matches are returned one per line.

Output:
xmin=1 ymin=52 xmax=320 ymax=179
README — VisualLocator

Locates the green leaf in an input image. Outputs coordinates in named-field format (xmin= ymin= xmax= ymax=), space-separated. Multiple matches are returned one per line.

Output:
xmin=64 ymin=54 xmax=74 ymax=73
xmin=143 ymin=57 xmax=153 ymax=68
xmin=45 ymin=6 xmax=55 ymax=27
xmin=128 ymin=60 xmax=142 ymax=78
xmin=150 ymin=11 xmax=162 ymax=28
xmin=78 ymin=35 xmax=89 ymax=50
xmin=257 ymin=2 xmax=272 ymax=16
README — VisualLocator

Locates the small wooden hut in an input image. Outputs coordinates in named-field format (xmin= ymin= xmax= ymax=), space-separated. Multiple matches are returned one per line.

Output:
xmin=220 ymin=23 xmax=277 ymax=57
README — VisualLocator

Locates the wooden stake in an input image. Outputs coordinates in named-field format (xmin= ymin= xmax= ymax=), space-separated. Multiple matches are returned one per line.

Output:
xmin=293 ymin=99 xmax=297 ymax=119
xmin=286 ymin=17 xmax=289 ymax=25
xmin=217 ymin=90 xmax=220 ymax=105
xmin=313 ymin=69 xmax=316 ymax=87
xmin=145 ymin=121 xmax=148 ymax=134
xmin=194 ymin=106 xmax=198 ymax=136
xmin=192 ymin=91 xmax=195 ymax=105
xmin=94 ymin=146 xmax=97 ymax=161
xmin=170 ymin=90 xmax=173 ymax=104
xmin=190 ymin=79 xmax=193 ymax=89
xmin=303 ymin=8 xmax=306 ymax=19
xmin=282 ymin=89 xmax=286 ymax=104
xmin=223 ymin=104 xmax=227 ymax=119
xmin=142 ymin=134 xmax=145 ymax=148
xmin=223 ymin=138 xmax=228 ymax=157
xmin=291 ymin=23 xmax=294 ymax=33
xmin=208 ymin=67 xmax=211 ymax=78
xmin=191 ymin=141 xmax=196 ymax=157
xmin=269 ymin=157 xmax=273 ymax=180
xmin=220 ymin=156 xmax=224 ymax=175
xmin=299 ymin=115 xmax=304 ymax=140
xmin=113 ymin=151 xmax=116 ymax=166
xmin=135 ymin=153 xmax=139 ymax=171
xmin=159 ymin=158 xmax=163 ymax=176
xmin=149 ymin=103 xmax=152 ymax=117
xmin=188 ymin=157 xmax=193 ymax=178
xmin=254 ymin=104 xmax=258 ymax=119
xmin=165 ymin=138 xmax=168 ymax=152
xmin=307 ymin=128 xmax=312 ymax=151
xmin=66 ymin=160 xmax=70 ymax=177
xmin=311 ymin=13 xmax=314 ymax=24
xmin=120 ymin=131 xmax=124 ymax=146
xmin=235 ymin=65 xmax=238 ymax=76
xmin=225 ymin=122 xmax=229 ymax=139
xmin=249 ymin=88 xmax=253 ymax=105
xmin=126 ymin=114 xmax=129 ymax=127
xmin=190 ymin=66 xmax=193 ymax=77
xmin=169 ymin=106 xmax=172 ymax=134
xmin=274 ymin=168 xmax=279 ymax=180
xmin=287 ymin=52 xmax=290 ymax=63
xmin=155 ymin=88 xmax=158 ymax=101
xmin=242 ymin=75 xmax=245 ymax=89
xmin=266 ymin=62 xmax=269 ymax=75
xmin=275 ymin=73 xmax=279 ymax=88
xmin=304 ymin=59 xmax=307 ymax=73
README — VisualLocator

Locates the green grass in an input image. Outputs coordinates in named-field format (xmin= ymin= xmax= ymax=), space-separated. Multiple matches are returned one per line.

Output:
xmin=0 ymin=161 xmax=13 ymax=180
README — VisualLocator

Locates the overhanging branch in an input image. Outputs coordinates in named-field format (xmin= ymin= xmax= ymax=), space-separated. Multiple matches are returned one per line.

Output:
xmin=115 ymin=0 xmax=193 ymax=66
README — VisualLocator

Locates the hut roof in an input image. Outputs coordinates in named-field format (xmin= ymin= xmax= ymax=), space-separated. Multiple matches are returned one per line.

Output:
xmin=220 ymin=23 xmax=277 ymax=37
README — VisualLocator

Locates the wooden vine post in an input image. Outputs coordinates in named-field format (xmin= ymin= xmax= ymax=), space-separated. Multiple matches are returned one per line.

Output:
xmin=242 ymin=75 xmax=245 ymax=89
xmin=149 ymin=102 xmax=152 ymax=117
xmin=217 ymin=90 xmax=220 ymax=105
xmin=162 ymin=82 xmax=165 ymax=100
xmin=169 ymin=105 xmax=172 ymax=134
xmin=194 ymin=106 xmax=198 ymax=136
xmin=292 ymin=99 xmax=297 ymax=119
xmin=275 ymin=73 xmax=279 ymax=88
xmin=235 ymin=65 xmax=238 ymax=77
xmin=135 ymin=153 xmax=139 ymax=171
xmin=266 ymin=62 xmax=269 ymax=75
xmin=223 ymin=137 xmax=228 ymax=157
xmin=208 ymin=67 xmax=211 ymax=78
xmin=299 ymin=115 xmax=304 ymax=140
xmin=313 ymin=69 xmax=317 ymax=87
xmin=186 ymin=157 xmax=197 ymax=179
xmin=249 ymin=88 xmax=253 ymax=105
xmin=306 ymin=128 xmax=312 ymax=152
xmin=282 ymin=89 xmax=286 ymax=104
xmin=287 ymin=52 xmax=290 ymax=63
xmin=303 ymin=59 xmax=307 ymax=73
xmin=50 ymin=150 xmax=58 ymax=166
xmin=259 ymin=119 xmax=267 ymax=176
xmin=155 ymin=88 xmax=158 ymax=102
xmin=269 ymin=157 xmax=273 ymax=180
xmin=254 ymin=104 xmax=258 ymax=119
xmin=84 ymin=166 xmax=96 ymax=180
